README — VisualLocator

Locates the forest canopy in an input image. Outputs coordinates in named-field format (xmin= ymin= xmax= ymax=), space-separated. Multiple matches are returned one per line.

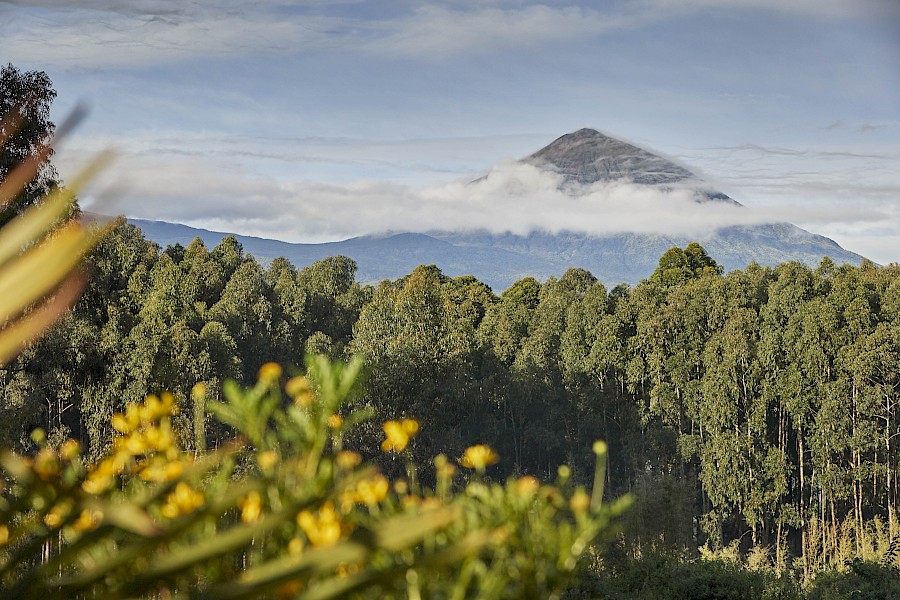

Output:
xmin=3 ymin=215 xmax=898 ymax=580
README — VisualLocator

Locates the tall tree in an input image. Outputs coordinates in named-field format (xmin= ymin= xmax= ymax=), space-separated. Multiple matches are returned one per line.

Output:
xmin=0 ymin=64 xmax=58 ymax=225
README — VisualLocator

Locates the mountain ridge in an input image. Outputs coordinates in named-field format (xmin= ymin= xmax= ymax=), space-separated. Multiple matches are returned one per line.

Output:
xmin=126 ymin=128 xmax=866 ymax=291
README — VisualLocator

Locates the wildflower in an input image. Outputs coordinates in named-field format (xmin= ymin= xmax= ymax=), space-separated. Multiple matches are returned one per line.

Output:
xmin=114 ymin=403 xmax=141 ymax=433
xmin=515 ymin=476 xmax=539 ymax=497
xmin=258 ymin=450 xmax=278 ymax=472
xmin=286 ymin=376 xmax=314 ymax=406
xmin=354 ymin=474 xmax=390 ymax=506
xmin=111 ymin=413 xmax=132 ymax=434
xmin=240 ymin=490 xmax=263 ymax=523
xmin=297 ymin=502 xmax=346 ymax=547
xmin=570 ymin=490 xmax=590 ymax=514
xmin=44 ymin=504 xmax=69 ymax=528
xmin=59 ymin=439 xmax=81 ymax=461
xmin=141 ymin=395 xmax=163 ymax=422
xmin=328 ymin=414 xmax=343 ymax=429
xmin=381 ymin=419 xmax=419 ymax=453
xmin=336 ymin=451 xmax=362 ymax=470
xmin=139 ymin=457 xmax=183 ymax=482
xmin=82 ymin=453 xmax=128 ymax=494
xmin=34 ymin=448 xmax=60 ymax=481
xmin=150 ymin=423 xmax=178 ymax=453
xmin=258 ymin=362 xmax=282 ymax=384
xmin=73 ymin=509 xmax=103 ymax=532
xmin=459 ymin=444 xmax=499 ymax=471
xmin=161 ymin=482 xmax=205 ymax=519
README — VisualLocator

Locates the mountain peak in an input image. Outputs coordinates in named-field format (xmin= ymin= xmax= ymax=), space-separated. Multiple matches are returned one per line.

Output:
xmin=521 ymin=128 xmax=738 ymax=204
xmin=524 ymin=128 xmax=695 ymax=186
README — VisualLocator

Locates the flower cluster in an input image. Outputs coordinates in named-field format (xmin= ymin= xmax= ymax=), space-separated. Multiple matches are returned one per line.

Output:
xmin=84 ymin=393 xmax=183 ymax=494
xmin=459 ymin=444 xmax=499 ymax=472
xmin=297 ymin=501 xmax=348 ymax=548
xmin=381 ymin=419 xmax=419 ymax=453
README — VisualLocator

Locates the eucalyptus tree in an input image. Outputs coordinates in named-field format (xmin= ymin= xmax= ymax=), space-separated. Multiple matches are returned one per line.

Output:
xmin=0 ymin=63 xmax=58 ymax=225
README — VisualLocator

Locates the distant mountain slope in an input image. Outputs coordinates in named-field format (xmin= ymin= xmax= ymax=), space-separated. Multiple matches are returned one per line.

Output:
xmin=129 ymin=218 xmax=562 ymax=289
xmin=130 ymin=217 xmax=863 ymax=293
xmin=129 ymin=128 xmax=866 ymax=292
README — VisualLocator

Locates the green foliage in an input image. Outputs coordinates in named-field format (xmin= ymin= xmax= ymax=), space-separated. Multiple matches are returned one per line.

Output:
xmin=0 ymin=63 xmax=58 ymax=225
xmin=574 ymin=552 xmax=801 ymax=600
xmin=0 ymin=356 xmax=627 ymax=598
xmin=806 ymin=559 xmax=900 ymax=600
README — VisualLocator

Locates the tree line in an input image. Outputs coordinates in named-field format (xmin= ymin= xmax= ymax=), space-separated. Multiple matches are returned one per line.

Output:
xmin=3 ymin=218 xmax=899 ymax=572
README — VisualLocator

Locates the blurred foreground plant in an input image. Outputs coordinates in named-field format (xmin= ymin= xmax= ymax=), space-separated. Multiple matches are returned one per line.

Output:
xmin=0 ymin=354 xmax=629 ymax=598
xmin=0 ymin=105 xmax=111 ymax=365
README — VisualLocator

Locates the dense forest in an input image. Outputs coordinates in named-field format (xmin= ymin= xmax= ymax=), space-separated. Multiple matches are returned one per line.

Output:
xmin=4 ymin=217 xmax=899 ymax=583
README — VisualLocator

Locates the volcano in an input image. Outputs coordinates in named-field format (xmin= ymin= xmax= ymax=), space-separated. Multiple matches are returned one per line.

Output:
xmin=131 ymin=129 xmax=866 ymax=291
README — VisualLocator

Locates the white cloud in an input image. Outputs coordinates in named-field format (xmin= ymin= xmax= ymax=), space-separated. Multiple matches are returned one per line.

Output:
xmin=3 ymin=0 xmax=894 ymax=69
xmin=0 ymin=2 xmax=343 ymax=68
xmin=366 ymin=4 xmax=634 ymax=57
xmin=69 ymin=149 xmax=896 ymax=249
xmin=642 ymin=0 xmax=900 ymax=19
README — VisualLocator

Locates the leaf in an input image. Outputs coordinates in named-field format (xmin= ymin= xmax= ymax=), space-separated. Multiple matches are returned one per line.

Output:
xmin=208 ymin=506 xmax=467 ymax=600
xmin=0 ymin=272 xmax=84 ymax=365
xmin=0 ymin=219 xmax=106 ymax=328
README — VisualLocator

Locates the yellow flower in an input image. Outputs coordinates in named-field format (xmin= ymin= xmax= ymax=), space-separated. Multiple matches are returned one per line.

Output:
xmin=380 ymin=419 xmax=419 ymax=453
xmin=111 ymin=413 xmax=132 ymax=434
xmin=459 ymin=444 xmax=499 ymax=471
xmin=139 ymin=457 xmax=183 ymax=482
xmin=122 ymin=432 xmax=149 ymax=455
xmin=161 ymin=482 xmax=205 ymax=519
xmin=570 ymin=490 xmax=590 ymax=514
xmin=44 ymin=503 xmax=70 ymax=528
xmin=286 ymin=376 xmax=314 ymax=406
xmin=143 ymin=425 xmax=167 ymax=453
xmin=82 ymin=453 xmax=128 ymax=494
xmin=336 ymin=451 xmax=362 ymax=470
xmin=34 ymin=448 xmax=60 ymax=481
xmin=297 ymin=502 xmax=347 ymax=547
xmin=258 ymin=362 xmax=282 ymax=384
xmin=73 ymin=509 xmax=103 ymax=532
xmin=515 ymin=476 xmax=539 ymax=497
xmin=240 ymin=490 xmax=263 ymax=523
xmin=258 ymin=450 xmax=278 ymax=472
xmin=59 ymin=439 xmax=81 ymax=461
xmin=354 ymin=474 xmax=390 ymax=506
xmin=141 ymin=395 xmax=163 ymax=422
xmin=328 ymin=414 xmax=343 ymax=429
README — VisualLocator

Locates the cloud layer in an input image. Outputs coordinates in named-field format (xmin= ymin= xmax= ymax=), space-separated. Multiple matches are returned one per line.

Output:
xmin=5 ymin=0 xmax=897 ymax=68
xmin=70 ymin=149 xmax=899 ymax=252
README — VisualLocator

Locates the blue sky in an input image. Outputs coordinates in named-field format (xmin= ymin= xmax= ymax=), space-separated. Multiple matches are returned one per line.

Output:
xmin=3 ymin=0 xmax=899 ymax=263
